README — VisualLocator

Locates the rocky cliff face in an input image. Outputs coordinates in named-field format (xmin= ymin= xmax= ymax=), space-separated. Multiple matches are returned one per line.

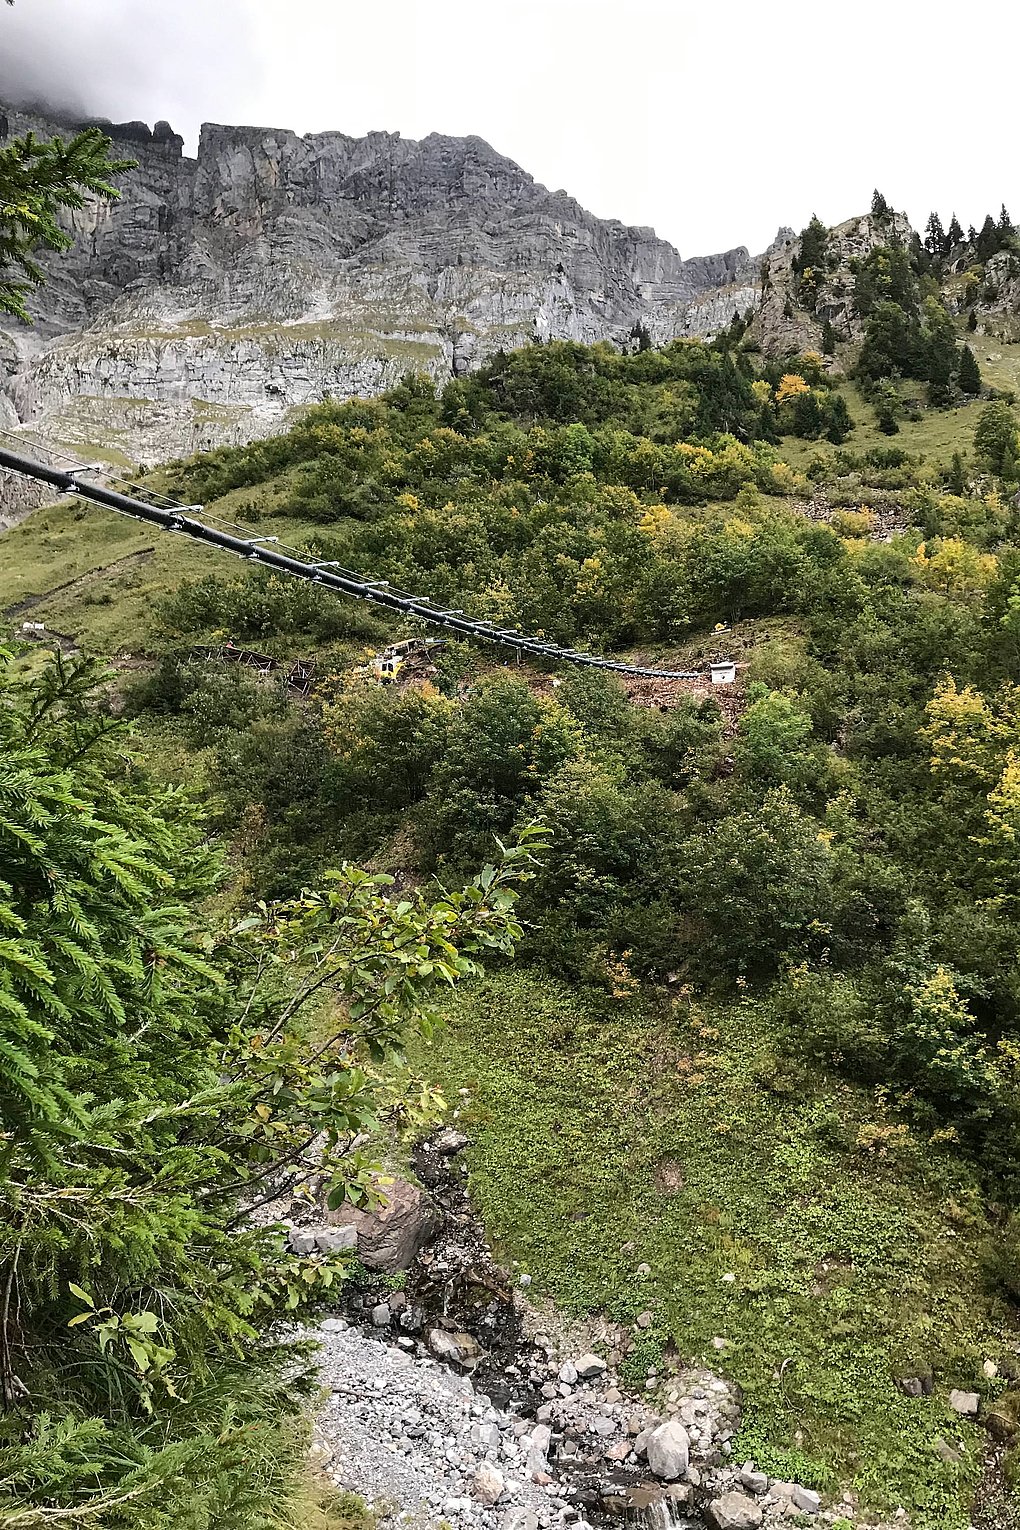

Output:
xmin=0 ymin=104 xmax=765 ymax=464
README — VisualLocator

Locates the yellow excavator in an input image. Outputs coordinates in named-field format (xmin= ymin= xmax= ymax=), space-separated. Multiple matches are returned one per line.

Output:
xmin=359 ymin=637 xmax=448 ymax=684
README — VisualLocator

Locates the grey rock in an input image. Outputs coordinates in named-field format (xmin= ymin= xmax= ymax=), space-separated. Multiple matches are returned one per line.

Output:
xmin=739 ymin=1470 xmax=768 ymax=1495
xmin=791 ymin=1485 xmax=821 ymax=1514
xmin=949 ymin=1389 xmax=980 ymax=1416
xmin=287 ymin=1229 xmax=319 ymax=1255
xmin=500 ymin=1513 xmax=539 ymax=1530
xmin=934 ymin=1436 xmax=963 ymax=1465
xmin=704 ymin=1491 xmax=763 ymax=1530
xmin=427 ymin=1329 xmax=482 ymax=1369
xmin=371 ymin=1302 xmax=391 ymax=1327
xmin=558 ymin=1362 xmax=578 ymax=1385
xmin=434 ymin=1128 xmax=470 ymax=1156
xmin=315 ymin=1226 xmax=359 ymax=1254
xmin=575 ymin=1354 xmax=607 ymax=1379
xmin=646 ymin=1421 xmax=690 ymax=1480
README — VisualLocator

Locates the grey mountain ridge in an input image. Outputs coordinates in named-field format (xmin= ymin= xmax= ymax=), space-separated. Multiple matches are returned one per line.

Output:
xmin=0 ymin=102 xmax=779 ymax=462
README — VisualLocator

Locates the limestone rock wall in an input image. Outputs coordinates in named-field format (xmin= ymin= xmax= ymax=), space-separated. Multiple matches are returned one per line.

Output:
xmin=0 ymin=103 xmax=767 ymax=463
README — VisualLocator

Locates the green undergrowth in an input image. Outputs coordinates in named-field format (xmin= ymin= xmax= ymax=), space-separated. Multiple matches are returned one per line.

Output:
xmin=413 ymin=967 xmax=1014 ymax=1526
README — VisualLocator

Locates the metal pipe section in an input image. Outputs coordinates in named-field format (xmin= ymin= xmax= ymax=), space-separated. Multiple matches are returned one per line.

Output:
xmin=0 ymin=445 xmax=700 ymax=680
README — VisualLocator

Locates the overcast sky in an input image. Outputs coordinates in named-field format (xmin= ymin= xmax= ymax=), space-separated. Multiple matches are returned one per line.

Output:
xmin=2 ymin=0 xmax=1018 ymax=259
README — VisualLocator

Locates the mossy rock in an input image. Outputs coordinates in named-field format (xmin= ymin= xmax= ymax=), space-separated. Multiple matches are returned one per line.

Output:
xmin=985 ymin=1390 xmax=1020 ymax=1442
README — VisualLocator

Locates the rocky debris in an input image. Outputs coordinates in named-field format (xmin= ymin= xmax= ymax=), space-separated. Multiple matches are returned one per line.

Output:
xmin=326 ymin=1173 xmax=442 ymax=1272
xmin=949 ymin=1389 xmax=980 ymax=1416
xmin=280 ymin=1130 xmax=841 ymax=1530
xmin=310 ymin=1318 xmax=559 ymax=1530
xmin=794 ymin=491 xmax=915 ymax=542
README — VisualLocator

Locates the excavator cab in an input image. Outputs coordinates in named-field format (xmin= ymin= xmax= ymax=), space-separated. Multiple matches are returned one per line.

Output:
xmin=362 ymin=637 xmax=448 ymax=684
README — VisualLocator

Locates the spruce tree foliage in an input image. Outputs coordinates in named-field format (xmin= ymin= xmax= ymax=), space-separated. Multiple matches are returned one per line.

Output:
xmin=948 ymin=450 xmax=967 ymax=495
xmin=976 ymin=214 xmax=1001 ymax=263
xmin=946 ymin=213 xmax=964 ymax=249
xmin=958 ymin=343 xmax=982 ymax=396
xmin=924 ymin=211 xmax=947 ymax=261
xmin=967 ymin=307 xmax=978 ymax=332
xmin=0 ymin=648 xmax=537 ymax=1525
xmin=821 ymin=317 xmax=837 ymax=355
xmin=870 ymin=188 xmax=891 ymax=219
xmin=792 ymin=215 xmax=829 ymax=307
xmin=0 ymin=127 xmax=133 ymax=321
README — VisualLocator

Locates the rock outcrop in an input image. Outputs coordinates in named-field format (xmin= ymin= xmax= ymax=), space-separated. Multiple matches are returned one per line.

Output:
xmin=755 ymin=211 xmax=915 ymax=357
xmin=0 ymin=103 xmax=766 ymax=462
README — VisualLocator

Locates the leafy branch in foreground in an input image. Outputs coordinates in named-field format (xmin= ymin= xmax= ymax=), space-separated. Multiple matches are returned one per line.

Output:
xmin=0 ymin=647 xmax=542 ymax=1526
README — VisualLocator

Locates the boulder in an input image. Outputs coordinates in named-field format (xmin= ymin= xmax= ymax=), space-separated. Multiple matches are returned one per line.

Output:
xmin=434 ymin=1127 xmax=470 ymax=1156
xmin=576 ymin=1353 xmax=608 ymax=1378
xmin=427 ymin=1328 xmax=481 ymax=1369
xmin=327 ymin=1174 xmax=441 ymax=1272
xmin=791 ymin=1485 xmax=821 ymax=1514
xmin=646 ymin=1420 xmax=690 ymax=1480
xmin=949 ymin=1389 xmax=980 ymax=1416
xmin=472 ymin=1463 xmax=505 ymax=1506
xmin=705 ymin=1492 xmax=763 ymax=1530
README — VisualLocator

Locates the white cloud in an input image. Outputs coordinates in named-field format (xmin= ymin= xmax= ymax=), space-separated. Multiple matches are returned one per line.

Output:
xmin=2 ymin=0 xmax=1017 ymax=258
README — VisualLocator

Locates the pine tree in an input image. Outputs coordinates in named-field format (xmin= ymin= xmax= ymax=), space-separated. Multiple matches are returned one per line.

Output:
xmin=948 ymin=450 xmax=967 ymax=495
xmin=0 ymin=128 xmax=134 ymax=321
xmin=1000 ymin=204 xmax=1015 ymax=242
xmin=871 ymin=189 xmax=891 ymax=218
xmin=947 ymin=214 xmax=964 ymax=248
xmin=976 ymin=214 xmax=1000 ymax=262
xmin=925 ymin=211 xmax=947 ymax=259
xmin=821 ymin=317 xmax=837 ymax=355
xmin=967 ymin=308 xmax=978 ymax=332
xmin=958 ymin=343 xmax=982 ymax=395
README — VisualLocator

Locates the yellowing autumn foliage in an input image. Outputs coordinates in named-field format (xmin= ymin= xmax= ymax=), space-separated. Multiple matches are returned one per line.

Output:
xmin=775 ymin=373 xmax=812 ymax=405
xmin=912 ymin=537 xmax=997 ymax=595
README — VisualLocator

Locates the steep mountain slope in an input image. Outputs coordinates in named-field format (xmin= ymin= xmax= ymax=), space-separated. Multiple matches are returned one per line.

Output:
xmin=0 ymin=103 xmax=765 ymax=462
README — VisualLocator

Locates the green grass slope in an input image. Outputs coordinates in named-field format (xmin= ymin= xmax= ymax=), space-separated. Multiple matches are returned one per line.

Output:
xmin=418 ymin=969 xmax=1009 ymax=1526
